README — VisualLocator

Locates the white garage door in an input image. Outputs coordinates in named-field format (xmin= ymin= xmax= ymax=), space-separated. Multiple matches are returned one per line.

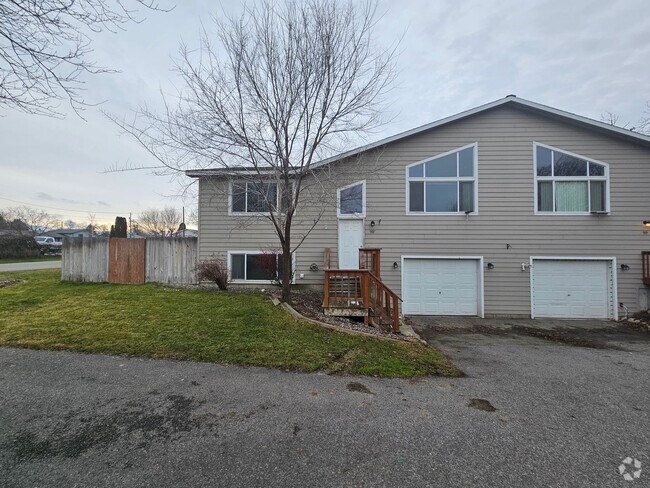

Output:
xmin=402 ymin=258 xmax=481 ymax=316
xmin=531 ymin=259 xmax=615 ymax=319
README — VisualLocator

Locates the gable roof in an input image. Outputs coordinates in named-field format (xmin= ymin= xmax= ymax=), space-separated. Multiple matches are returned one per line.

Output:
xmin=186 ymin=95 xmax=650 ymax=178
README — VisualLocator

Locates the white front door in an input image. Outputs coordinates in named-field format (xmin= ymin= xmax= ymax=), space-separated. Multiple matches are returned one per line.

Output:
xmin=338 ymin=219 xmax=364 ymax=269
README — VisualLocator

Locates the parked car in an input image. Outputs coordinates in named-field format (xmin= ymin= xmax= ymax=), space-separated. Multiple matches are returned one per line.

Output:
xmin=35 ymin=236 xmax=62 ymax=255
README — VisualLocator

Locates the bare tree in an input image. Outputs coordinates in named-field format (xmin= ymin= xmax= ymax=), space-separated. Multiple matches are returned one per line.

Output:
xmin=110 ymin=0 xmax=396 ymax=302
xmin=136 ymin=207 xmax=181 ymax=236
xmin=1 ymin=206 xmax=55 ymax=235
xmin=600 ymin=102 xmax=650 ymax=135
xmin=0 ymin=0 xmax=167 ymax=117
xmin=600 ymin=111 xmax=621 ymax=127
xmin=638 ymin=101 xmax=650 ymax=135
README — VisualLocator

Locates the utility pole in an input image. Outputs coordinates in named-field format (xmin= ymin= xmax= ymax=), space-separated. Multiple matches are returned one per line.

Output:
xmin=129 ymin=213 xmax=132 ymax=237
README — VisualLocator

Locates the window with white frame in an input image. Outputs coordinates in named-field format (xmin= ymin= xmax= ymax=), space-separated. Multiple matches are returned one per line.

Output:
xmin=337 ymin=180 xmax=365 ymax=218
xmin=231 ymin=182 xmax=278 ymax=214
xmin=534 ymin=143 xmax=608 ymax=213
xmin=229 ymin=251 xmax=288 ymax=282
xmin=406 ymin=144 xmax=477 ymax=214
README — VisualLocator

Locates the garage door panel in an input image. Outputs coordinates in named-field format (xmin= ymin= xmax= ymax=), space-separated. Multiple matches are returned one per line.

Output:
xmin=403 ymin=259 xmax=480 ymax=316
xmin=532 ymin=259 xmax=613 ymax=319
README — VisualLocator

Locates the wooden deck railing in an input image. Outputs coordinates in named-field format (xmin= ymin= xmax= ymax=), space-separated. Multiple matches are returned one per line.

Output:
xmin=323 ymin=270 xmax=366 ymax=309
xmin=359 ymin=248 xmax=381 ymax=278
xmin=323 ymin=269 xmax=401 ymax=333
xmin=643 ymin=251 xmax=650 ymax=286
xmin=365 ymin=271 xmax=400 ymax=332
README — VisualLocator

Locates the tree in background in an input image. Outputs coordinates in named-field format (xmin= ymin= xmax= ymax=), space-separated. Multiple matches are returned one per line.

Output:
xmin=111 ymin=0 xmax=396 ymax=302
xmin=136 ymin=207 xmax=182 ymax=237
xmin=0 ymin=0 xmax=167 ymax=116
xmin=0 ymin=206 xmax=55 ymax=235
xmin=600 ymin=102 xmax=650 ymax=135
xmin=109 ymin=216 xmax=128 ymax=238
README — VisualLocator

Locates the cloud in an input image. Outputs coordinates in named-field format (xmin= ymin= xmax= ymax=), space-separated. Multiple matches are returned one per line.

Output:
xmin=36 ymin=192 xmax=84 ymax=206
xmin=97 ymin=201 xmax=110 ymax=207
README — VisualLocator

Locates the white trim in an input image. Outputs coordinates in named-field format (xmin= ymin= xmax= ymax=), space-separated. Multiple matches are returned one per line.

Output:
xmin=400 ymin=255 xmax=485 ymax=318
xmin=336 ymin=180 xmax=367 ymax=219
xmin=529 ymin=256 xmax=618 ymax=320
xmin=228 ymin=180 xmax=280 ymax=217
xmin=532 ymin=142 xmax=610 ymax=215
xmin=227 ymin=250 xmax=296 ymax=284
xmin=404 ymin=143 xmax=479 ymax=216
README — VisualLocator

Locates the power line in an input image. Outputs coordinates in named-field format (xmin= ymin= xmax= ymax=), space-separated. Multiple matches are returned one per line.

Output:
xmin=0 ymin=195 xmax=129 ymax=215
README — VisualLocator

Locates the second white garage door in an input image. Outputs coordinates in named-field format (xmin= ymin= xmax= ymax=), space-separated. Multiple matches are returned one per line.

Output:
xmin=402 ymin=257 xmax=483 ymax=316
xmin=531 ymin=258 xmax=616 ymax=319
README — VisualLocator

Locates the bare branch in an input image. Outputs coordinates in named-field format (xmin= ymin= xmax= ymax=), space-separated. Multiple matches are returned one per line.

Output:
xmin=0 ymin=0 xmax=171 ymax=117
xmin=108 ymin=0 xmax=397 ymax=301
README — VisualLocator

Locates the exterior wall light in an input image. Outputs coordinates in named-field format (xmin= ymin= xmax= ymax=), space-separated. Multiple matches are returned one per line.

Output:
xmin=393 ymin=262 xmax=399 ymax=269
xmin=620 ymin=264 xmax=630 ymax=271
xmin=644 ymin=221 xmax=650 ymax=228
xmin=487 ymin=262 xmax=495 ymax=269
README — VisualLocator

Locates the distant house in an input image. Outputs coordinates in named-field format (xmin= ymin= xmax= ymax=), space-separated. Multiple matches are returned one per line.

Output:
xmin=175 ymin=228 xmax=198 ymax=238
xmin=40 ymin=229 xmax=93 ymax=242
xmin=187 ymin=95 xmax=650 ymax=321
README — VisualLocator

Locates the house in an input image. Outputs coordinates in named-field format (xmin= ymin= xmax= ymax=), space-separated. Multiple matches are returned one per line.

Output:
xmin=40 ymin=228 xmax=93 ymax=242
xmin=187 ymin=95 xmax=650 ymax=322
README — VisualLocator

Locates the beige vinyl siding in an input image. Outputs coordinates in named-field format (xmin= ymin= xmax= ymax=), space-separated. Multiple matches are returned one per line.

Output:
xmin=197 ymin=104 xmax=650 ymax=316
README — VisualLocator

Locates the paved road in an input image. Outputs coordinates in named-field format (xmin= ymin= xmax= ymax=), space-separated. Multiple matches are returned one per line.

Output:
xmin=0 ymin=261 xmax=61 ymax=272
xmin=0 ymin=327 xmax=648 ymax=487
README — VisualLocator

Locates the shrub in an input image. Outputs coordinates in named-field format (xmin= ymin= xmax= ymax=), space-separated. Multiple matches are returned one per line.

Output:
xmin=196 ymin=257 xmax=229 ymax=290
xmin=0 ymin=236 xmax=41 ymax=259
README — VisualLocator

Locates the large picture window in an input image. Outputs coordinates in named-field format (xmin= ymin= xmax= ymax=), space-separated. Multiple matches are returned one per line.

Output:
xmin=229 ymin=251 xmax=290 ymax=282
xmin=406 ymin=144 xmax=477 ymax=214
xmin=534 ymin=143 xmax=609 ymax=214
xmin=230 ymin=182 xmax=278 ymax=214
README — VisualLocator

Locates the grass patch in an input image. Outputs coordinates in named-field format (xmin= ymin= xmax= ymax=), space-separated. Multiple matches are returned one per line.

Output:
xmin=0 ymin=257 xmax=61 ymax=264
xmin=0 ymin=270 xmax=460 ymax=378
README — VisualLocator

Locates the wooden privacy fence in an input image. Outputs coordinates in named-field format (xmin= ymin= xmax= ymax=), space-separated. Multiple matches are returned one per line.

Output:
xmin=62 ymin=237 xmax=198 ymax=284
xmin=109 ymin=237 xmax=145 ymax=284
xmin=145 ymin=237 xmax=198 ymax=284
xmin=61 ymin=237 xmax=109 ymax=282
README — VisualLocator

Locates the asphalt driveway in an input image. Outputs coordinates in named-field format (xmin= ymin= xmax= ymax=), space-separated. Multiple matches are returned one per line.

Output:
xmin=0 ymin=319 xmax=648 ymax=487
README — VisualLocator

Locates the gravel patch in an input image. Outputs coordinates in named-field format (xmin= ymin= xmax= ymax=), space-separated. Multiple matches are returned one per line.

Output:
xmin=284 ymin=290 xmax=408 ymax=342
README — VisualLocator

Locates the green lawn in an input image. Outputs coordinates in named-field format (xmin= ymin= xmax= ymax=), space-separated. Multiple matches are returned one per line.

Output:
xmin=0 ymin=257 xmax=61 ymax=263
xmin=0 ymin=270 xmax=460 ymax=378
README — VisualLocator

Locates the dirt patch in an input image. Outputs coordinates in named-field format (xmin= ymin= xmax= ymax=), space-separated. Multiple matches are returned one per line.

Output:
xmin=468 ymin=399 xmax=497 ymax=412
xmin=346 ymin=382 xmax=375 ymax=395
xmin=0 ymin=279 xmax=21 ymax=288
xmin=620 ymin=311 xmax=650 ymax=332
xmin=287 ymin=290 xmax=406 ymax=341
xmin=509 ymin=325 xmax=611 ymax=349
xmin=413 ymin=319 xmax=643 ymax=350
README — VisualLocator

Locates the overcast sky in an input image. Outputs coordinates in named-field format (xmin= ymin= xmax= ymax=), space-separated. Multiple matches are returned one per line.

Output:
xmin=1 ymin=0 xmax=648 ymax=226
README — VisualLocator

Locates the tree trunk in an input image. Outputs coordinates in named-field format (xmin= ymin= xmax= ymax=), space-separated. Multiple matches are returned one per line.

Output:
xmin=280 ymin=238 xmax=292 ymax=303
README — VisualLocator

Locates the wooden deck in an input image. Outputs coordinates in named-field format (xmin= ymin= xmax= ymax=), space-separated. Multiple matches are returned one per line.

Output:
xmin=323 ymin=268 xmax=401 ymax=333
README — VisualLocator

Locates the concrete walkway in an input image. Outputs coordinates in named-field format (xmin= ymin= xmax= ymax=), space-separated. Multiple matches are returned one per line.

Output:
xmin=0 ymin=260 xmax=61 ymax=272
